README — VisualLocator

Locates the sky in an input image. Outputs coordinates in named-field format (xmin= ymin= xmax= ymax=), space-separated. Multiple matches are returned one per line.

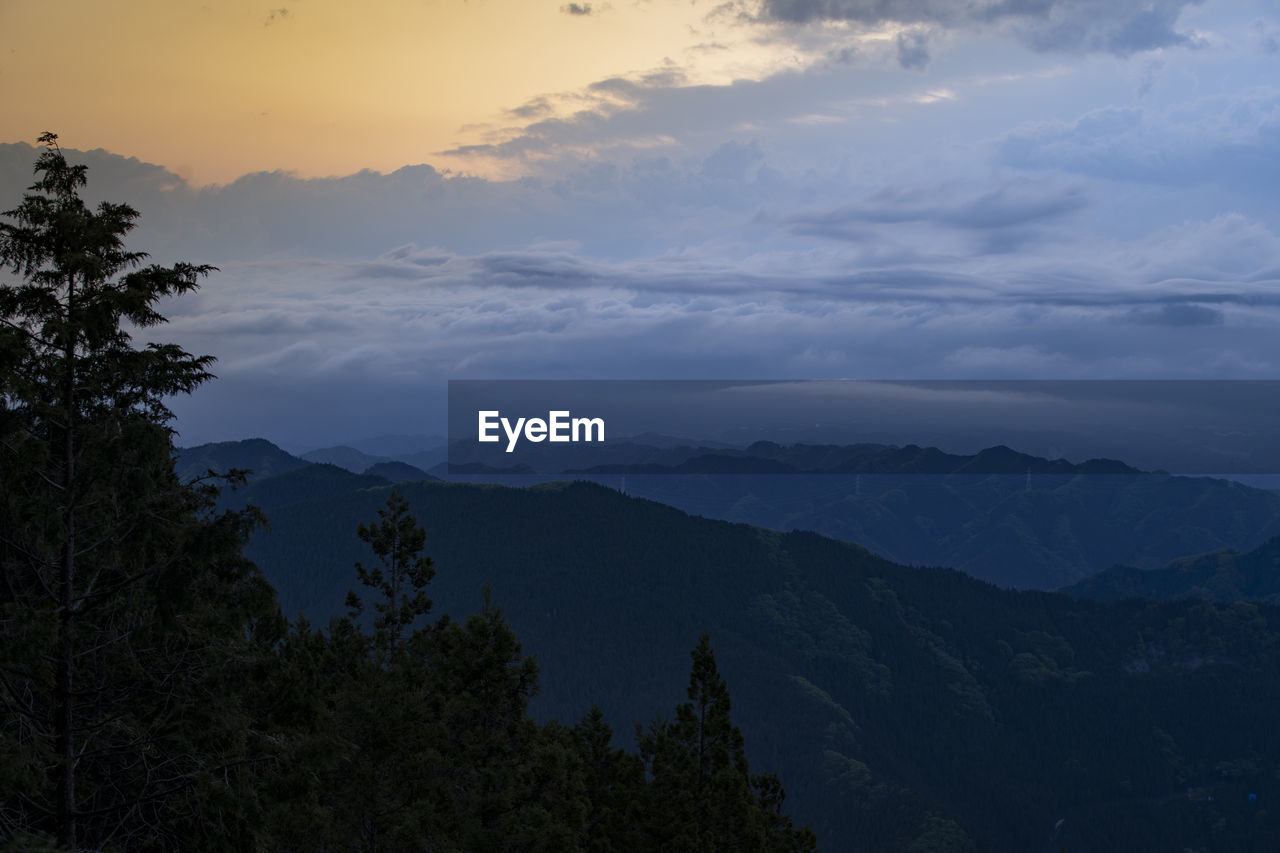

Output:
xmin=2 ymin=0 xmax=1280 ymax=449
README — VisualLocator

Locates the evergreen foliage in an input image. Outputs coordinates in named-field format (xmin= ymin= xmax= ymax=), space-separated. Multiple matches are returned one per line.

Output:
xmin=346 ymin=489 xmax=435 ymax=657
xmin=1063 ymin=534 xmax=1280 ymax=603
xmin=638 ymin=632 xmax=816 ymax=852
xmin=0 ymin=133 xmax=278 ymax=849
xmin=260 ymin=494 xmax=811 ymax=852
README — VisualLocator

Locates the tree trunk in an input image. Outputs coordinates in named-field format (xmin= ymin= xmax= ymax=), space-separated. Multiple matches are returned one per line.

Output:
xmin=56 ymin=273 xmax=77 ymax=848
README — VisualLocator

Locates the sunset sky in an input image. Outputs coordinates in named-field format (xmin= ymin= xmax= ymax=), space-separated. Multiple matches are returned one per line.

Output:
xmin=2 ymin=0 xmax=1279 ymax=448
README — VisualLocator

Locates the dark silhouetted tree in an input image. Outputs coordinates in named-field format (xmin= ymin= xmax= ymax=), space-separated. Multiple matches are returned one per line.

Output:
xmin=0 ymin=133 xmax=278 ymax=849
xmin=638 ymin=632 xmax=815 ymax=852
xmin=346 ymin=489 xmax=435 ymax=658
xmin=269 ymin=493 xmax=443 ymax=851
xmin=574 ymin=705 xmax=646 ymax=852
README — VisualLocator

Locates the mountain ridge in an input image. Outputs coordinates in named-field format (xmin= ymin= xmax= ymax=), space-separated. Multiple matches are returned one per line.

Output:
xmin=232 ymin=468 xmax=1280 ymax=851
xmin=180 ymin=436 xmax=1280 ymax=590
xmin=1063 ymin=535 xmax=1280 ymax=604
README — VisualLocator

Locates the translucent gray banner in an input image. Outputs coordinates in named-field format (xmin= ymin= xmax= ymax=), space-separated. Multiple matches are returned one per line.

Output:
xmin=446 ymin=380 xmax=1280 ymax=476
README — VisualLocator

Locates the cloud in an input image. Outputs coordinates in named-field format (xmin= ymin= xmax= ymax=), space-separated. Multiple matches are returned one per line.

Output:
xmin=1119 ymin=214 xmax=1280 ymax=284
xmin=6 ymin=2 xmax=1279 ymax=452
xmin=436 ymin=55 xmax=962 ymax=172
xmin=439 ymin=69 xmax=697 ymax=162
xmin=1252 ymin=20 xmax=1280 ymax=54
xmin=896 ymin=30 xmax=931 ymax=69
xmin=700 ymin=140 xmax=766 ymax=181
xmin=774 ymin=180 xmax=1090 ymax=257
xmin=998 ymin=89 xmax=1280 ymax=188
xmin=325 ymin=212 xmax=1280 ymax=310
xmin=943 ymin=344 xmax=1070 ymax=371
xmin=161 ymin=230 xmax=1280 ymax=446
xmin=507 ymin=97 xmax=554 ymax=120
xmin=0 ymin=141 xmax=799 ymax=265
xmin=9 ymin=138 xmax=1280 ymax=447
xmin=753 ymin=0 xmax=1205 ymax=56
xmin=784 ymin=181 xmax=1089 ymax=231
xmin=1125 ymin=303 xmax=1224 ymax=326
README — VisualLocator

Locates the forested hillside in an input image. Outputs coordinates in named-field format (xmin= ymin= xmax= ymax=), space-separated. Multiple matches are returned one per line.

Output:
xmin=580 ymin=470 xmax=1280 ymax=590
xmin=1065 ymin=535 xmax=1280 ymax=604
xmin=233 ymin=465 xmax=1280 ymax=851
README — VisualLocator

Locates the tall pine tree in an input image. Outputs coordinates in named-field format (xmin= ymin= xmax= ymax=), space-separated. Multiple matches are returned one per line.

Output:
xmin=638 ymin=632 xmax=816 ymax=853
xmin=0 ymin=133 xmax=279 ymax=849
xmin=345 ymin=489 xmax=435 ymax=659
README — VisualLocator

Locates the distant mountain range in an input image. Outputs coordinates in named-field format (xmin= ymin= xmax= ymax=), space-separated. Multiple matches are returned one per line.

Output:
xmin=176 ymin=437 xmax=310 ymax=483
xmin=300 ymin=444 xmax=392 ymax=472
xmin=300 ymin=443 xmax=445 ymax=476
xmin=178 ymin=437 xmax=1280 ymax=591
xmin=566 ymin=441 xmax=1142 ymax=475
xmin=448 ymin=436 xmax=1143 ymax=476
xmin=177 ymin=438 xmax=434 ymax=490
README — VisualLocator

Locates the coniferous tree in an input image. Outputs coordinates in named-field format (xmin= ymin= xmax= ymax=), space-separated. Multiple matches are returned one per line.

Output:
xmin=271 ymin=496 xmax=591 ymax=851
xmin=638 ymin=632 xmax=815 ymax=853
xmin=275 ymin=493 xmax=442 ymax=851
xmin=0 ymin=134 xmax=279 ymax=849
xmin=422 ymin=587 xmax=550 ymax=847
xmin=751 ymin=772 xmax=818 ymax=853
xmin=346 ymin=489 xmax=435 ymax=658
xmin=573 ymin=706 xmax=646 ymax=852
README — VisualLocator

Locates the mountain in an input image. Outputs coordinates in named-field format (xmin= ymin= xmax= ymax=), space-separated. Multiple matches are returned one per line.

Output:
xmin=1065 ymin=535 xmax=1280 ymax=604
xmin=177 ymin=440 xmax=438 ymax=508
xmin=235 ymin=470 xmax=1280 ymax=852
xmin=300 ymin=444 xmax=392 ymax=473
xmin=616 ymin=431 xmax=739 ymax=450
xmin=184 ymin=438 xmax=1280 ymax=591
xmin=447 ymin=437 xmax=1280 ymax=589
xmin=301 ymin=437 xmax=449 ymax=473
xmin=363 ymin=460 xmax=436 ymax=482
xmin=339 ymin=432 xmax=446 ymax=457
xmin=566 ymin=441 xmax=1140 ymax=475
xmin=647 ymin=471 xmax=1280 ymax=590
xmin=457 ymin=470 xmax=1280 ymax=590
xmin=450 ymin=435 xmax=1137 ymax=477
xmin=175 ymin=437 xmax=309 ymax=483
xmin=235 ymin=462 xmax=390 ymax=511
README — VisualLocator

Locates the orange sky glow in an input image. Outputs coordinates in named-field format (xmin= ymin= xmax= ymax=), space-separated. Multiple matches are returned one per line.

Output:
xmin=0 ymin=0 xmax=835 ymax=185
